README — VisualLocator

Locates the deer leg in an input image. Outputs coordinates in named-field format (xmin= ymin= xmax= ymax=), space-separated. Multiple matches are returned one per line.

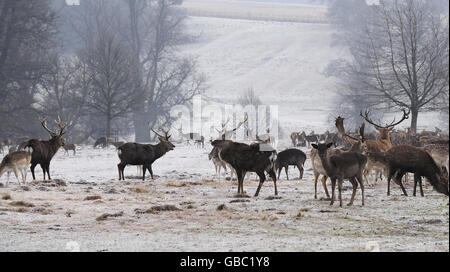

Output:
xmin=269 ymin=169 xmax=277 ymax=196
xmin=254 ymin=171 xmax=266 ymax=197
xmin=297 ymin=163 xmax=304 ymax=180
xmin=30 ymin=163 xmax=37 ymax=180
xmin=13 ymin=168 xmax=20 ymax=185
xmin=413 ymin=173 xmax=418 ymax=197
xmin=40 ymin=164 xmax=46 ymax=180
xmin=285 ymin=166 xmax=289 ymax=180
xmin=330 ymin=178 xmax=336 ymax=206
xmin=321 ymin=176 xmax=330 ymax=199
xmin=415 ymin=174 xmax=424 ymax=197
xmin=236 ymin=170 xmax=243 ymax=195
xmin=142 ymin=165 xmax=147 ymax=181
xmin=313 ymin=172 xmax=319 ymax=199
xmin=395 ymin=171 xmax=408 ymax=196
xmin=148 ymin=165 xmax=154 ymax=180
xmin=387 ymin=169 xmax=393 ymax=196
xmin=357 ymin=173 xmax=365 ymax=206
xmin=338 ymin=178 xmax=343 ymax=208
xmin=277 ymin=168 xmax=281 ymax=180
xmin=347 ymin=177 xmax=358 ymax=206
xmin=46 ymin=163 xmax=51 ymax=180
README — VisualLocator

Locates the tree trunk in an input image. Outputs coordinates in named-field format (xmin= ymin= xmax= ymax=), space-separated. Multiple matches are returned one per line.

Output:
xmin=410 ymin=107 xmax=419 ymax=134
xmin=106 ymin=113 xmax=111 ymax=139
xmin=133 ymin=112 xmax=150 ymax=142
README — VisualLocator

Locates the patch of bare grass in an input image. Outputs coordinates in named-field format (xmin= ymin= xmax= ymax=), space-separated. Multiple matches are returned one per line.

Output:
xmin=134 ymin=205 xmax=181 ymax=214
xmin=130 ymin=187 xmax=149 ymax=193
xmin=1 ymin=193 xmax=11 ymax=200
xmin=96 ymin=211 xmax=124 ymax=221
xmin=84 ymin=195 xmax=101 ymax=201
xmin=9 ymin=201 xmax=34 ymax=207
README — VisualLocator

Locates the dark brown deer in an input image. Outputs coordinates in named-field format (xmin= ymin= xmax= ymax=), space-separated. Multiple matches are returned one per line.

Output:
xmin=275 ymin=149 xmax=306 ymax=180
xmin=312 ymin=142 xmax=368 ymax=207
xmin=367 ymin=145 xmax=449 ymax=197
xmin=117 ymin=125 xmax=175 ymax=181
xmin=25 ymin=116 xmax=67 ymax=180
xmin=211 ymin=140 xmax=277 ymax=197
xmin=94 ymin=136 xmax=109 ymax=148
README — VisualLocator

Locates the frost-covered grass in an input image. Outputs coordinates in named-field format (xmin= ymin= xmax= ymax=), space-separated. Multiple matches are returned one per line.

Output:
xmin=0 ymin=145 xmax=448 ymax=252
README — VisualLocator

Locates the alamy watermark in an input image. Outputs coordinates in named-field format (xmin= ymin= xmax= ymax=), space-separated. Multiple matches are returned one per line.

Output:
xmin=170 ymin=95 xmax=279 ymax=149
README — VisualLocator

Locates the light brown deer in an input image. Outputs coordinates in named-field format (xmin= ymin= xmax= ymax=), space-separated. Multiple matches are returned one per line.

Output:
xmin=0 ymin=151 xmax=32 ymax=186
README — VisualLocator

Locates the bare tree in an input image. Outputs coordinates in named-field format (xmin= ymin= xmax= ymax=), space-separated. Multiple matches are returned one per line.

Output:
xmin=0 ymin=0 xmax=57 ymax=139
xmin=330 ymin=0 xmax=449 ymax=133
xmin=124 ymin=0 xmax=205 ymax=141
xmin=81 ymin=30 xmax=138 ymax=139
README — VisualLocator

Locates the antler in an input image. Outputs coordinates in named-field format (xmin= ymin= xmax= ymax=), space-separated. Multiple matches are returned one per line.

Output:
xmin=360 ymin=108 xmax=410 ymax=129
xmin=221 ymin=117 xmax=231 ymax=129
xmin=39 ymin=116 xmax=57 ymax=137
xmin=149 ymin=123 xmax=164 ymax=138
xmin=54 ymin=115 xmax=67 ymax=135
xmin=148 ymin=123 xmax=170 ymax=139
xmin=234 ymin=115 xmax=248 ymax=131
xmin=385 ymin=109 xmax=410 ymax=128
xmin=160 ymin=126 xmax=171 ymax=139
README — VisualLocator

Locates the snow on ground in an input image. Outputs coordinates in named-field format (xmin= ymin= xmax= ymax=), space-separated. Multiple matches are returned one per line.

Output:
xmin=0 ymin=145 xmax=448 ymax=252
xmin=181 ymin=16 xmax=346 ymax=134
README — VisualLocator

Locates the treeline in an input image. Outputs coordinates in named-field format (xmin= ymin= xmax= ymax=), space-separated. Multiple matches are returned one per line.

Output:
xmin=0 ymin=0 xmax=205 ymax=144
xmin=325 ymin=0 xmax=449 ymax=133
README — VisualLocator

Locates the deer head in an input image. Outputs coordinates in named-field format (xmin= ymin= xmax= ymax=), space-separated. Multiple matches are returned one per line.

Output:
xmin=360 ymin=109 xmax=409 ymax=141
xmin=39 ymin=116 xmax=67 ymax=146
xmin=149 ymin=123 xmax=175 ymax=151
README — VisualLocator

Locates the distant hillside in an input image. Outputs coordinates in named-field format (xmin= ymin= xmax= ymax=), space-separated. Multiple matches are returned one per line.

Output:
xmin=178 ymin=0 xmax=329 ymax=23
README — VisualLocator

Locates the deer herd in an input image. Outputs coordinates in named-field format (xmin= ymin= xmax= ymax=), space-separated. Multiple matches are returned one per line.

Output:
xmin=0 ymin=109 xmax=449 ymax=208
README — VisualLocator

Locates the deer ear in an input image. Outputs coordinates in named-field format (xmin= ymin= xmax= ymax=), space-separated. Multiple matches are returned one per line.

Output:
xmin=312 ymin=144 xmax=318 ymax=149
xmin=326 ymin=142 xmax=333 ymax=148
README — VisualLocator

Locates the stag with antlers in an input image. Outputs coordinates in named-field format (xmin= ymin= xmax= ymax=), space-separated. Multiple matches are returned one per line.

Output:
xmin=359 ymin=109 xmax=410 ymax=184
xmin=216 ymin=116 xmax=248 ymax=140
xmin=25 ymin=116 xmax=67 ymax=180
xmin=117 ymin=124 xmax=175 ymax=181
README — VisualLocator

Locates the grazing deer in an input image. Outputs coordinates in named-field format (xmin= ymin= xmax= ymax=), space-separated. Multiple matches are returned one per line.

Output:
xmin=275 ymin=149 xmax=306 ymax=180
xmin=117 ymin=125 xmax=175 ymax=181
xmin=367 ymin=145 xmax=449 ymax=197
xmin=0 ymin=151 xmax=32 ymax=186
xmin=312 ymin=143 xmax=367 ymax=207
xmin=94 ymin=136 xmax=110 ymax=148
xmin=63 ymin=143 xmax=76 ymax=155
xmin=211 ymin=140 xmax=277 ymax=197
xmin=25 ymin=116 xmax=67 ymax=180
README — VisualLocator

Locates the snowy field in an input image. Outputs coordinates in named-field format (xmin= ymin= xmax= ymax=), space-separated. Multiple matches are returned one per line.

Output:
xmin=178 ymin=0 xmax=329 ymax=23
xmin=0 ymin=144 xmax=448 ymax=252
